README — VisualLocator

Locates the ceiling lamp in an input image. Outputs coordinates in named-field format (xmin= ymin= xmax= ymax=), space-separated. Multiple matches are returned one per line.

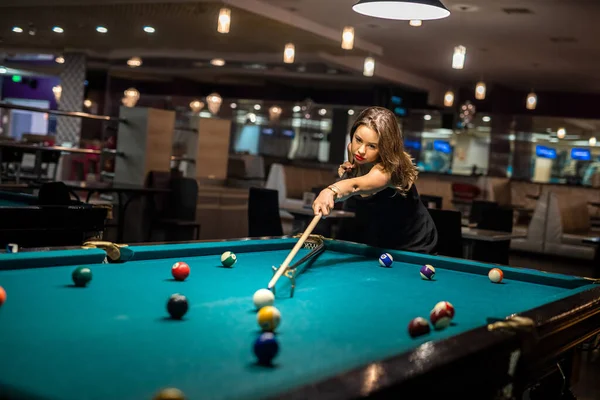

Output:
xmin=284 ymin=43 xmax=295 ymax=64
xmin=122 ymin=88 xmax=140 ymax=107
xmin=443 ymin=90 xmax=454 ymax=107
xmin=341 ymin=26 xmax=355 ymax=50
xmin=269 ymin=106 xmax=282 ymax=121
xmin=189 ymin=100 xmax=205 ymax=113
xmin=210 ymin=58 xmax=226 ymax=67
xmin=52 ymin=85 xmax=62 ymax=102
xmin=363 ymin=57 xmax=375 ymax=77
xmin=218 ymin=8 xmax=231 ymax=33
xmin=452 ymin=45 xmax=466 ymax=69
xmin=206 ymin=93 xmax=222 ymax=115
xmin=590 ymin=137 xmax=597 ymax=146
xmin=475 ymin=81 xmax=486 ymax=100
xmin=83 ymin=99 xmax=93 ymax=108
xmin=127 ymin=57 xmax=142 ymax=67
xmin=352 ymin=0 xmax=450 ymax=21
xmin=526 ymin=91 xmax=537 ymax=110
xmin=557 ymin=128 xmax=566 ymax=139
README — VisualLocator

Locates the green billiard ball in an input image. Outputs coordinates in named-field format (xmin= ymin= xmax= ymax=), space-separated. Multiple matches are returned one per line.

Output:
xmin=72 ymin=266 xmax=92 ymax=287
xmin=220 ymin=251 xmax=237 ymax=268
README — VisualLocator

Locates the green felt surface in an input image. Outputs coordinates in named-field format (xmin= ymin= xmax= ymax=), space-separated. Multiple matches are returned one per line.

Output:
xmin=0 ymin=240 xmax=595 ymax=400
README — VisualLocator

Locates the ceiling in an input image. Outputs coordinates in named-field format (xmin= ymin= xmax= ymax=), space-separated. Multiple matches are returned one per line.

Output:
xmin=0 ymin=0 xmax=599 ymax=104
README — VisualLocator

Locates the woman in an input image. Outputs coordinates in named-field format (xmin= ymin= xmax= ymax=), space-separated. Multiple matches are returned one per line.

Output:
xmin=312 ymin=106 xmax=438 ymax=253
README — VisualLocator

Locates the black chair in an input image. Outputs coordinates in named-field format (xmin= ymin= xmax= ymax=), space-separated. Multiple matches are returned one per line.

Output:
xmin=248 ymin=187 xmax=283 ymax=237
xmin=471 ymin=207 xmax=514 ymax=265
xmin=469 ymin=200 xmax=498 ymax=224
xmin=147 ymin=177 xmax=200 ymax=241
xmin=420 ymin=194 xmax=443 ymax=209
xmin=427 ymin=208 xmax=463 ymax=258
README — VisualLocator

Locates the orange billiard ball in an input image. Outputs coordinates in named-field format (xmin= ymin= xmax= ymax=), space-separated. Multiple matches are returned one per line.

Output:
xmin=488 ymin=268 xmax=504 ymax=283
xmin=0 ymin=286 xmax=5 ymax=306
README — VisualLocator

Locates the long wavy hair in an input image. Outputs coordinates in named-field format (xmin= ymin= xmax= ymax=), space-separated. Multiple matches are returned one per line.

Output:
xmin=349 ymin=106 xmax=418 ymax=195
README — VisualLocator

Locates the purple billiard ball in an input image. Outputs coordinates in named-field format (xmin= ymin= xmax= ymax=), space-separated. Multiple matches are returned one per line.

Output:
xmin=420 ymin=264 xmax=436 ymax=280
xmin=254 ymin=332 xmax=279 ymax=365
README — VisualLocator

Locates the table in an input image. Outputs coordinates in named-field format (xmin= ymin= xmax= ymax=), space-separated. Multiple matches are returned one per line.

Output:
xmin=0 ymin=237 xmax=599 ymax=399
xmin=63 ymin=181 xmax=170 ymax=242
xmin=461 ymin=227 xmax=527 ymax=259
xmin=0 ymin=237 xmax=600 ymax=400
xmin=281 ymin=202 xmax=355 ymax=237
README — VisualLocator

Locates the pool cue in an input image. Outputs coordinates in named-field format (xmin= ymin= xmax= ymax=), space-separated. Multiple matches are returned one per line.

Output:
xmin=268 ymin=213 xmax=322 ymax=291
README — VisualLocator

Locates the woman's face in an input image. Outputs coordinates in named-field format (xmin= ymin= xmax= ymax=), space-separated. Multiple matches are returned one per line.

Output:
xmin=351 ymin=125 xmax=379 ymax=165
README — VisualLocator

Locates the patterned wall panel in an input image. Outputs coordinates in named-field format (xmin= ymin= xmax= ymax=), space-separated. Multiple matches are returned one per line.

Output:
xmin=56 ymin=52 xmax=86 ymax=144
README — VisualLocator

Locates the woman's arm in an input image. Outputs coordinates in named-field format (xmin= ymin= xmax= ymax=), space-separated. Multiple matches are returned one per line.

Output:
xmin=312 ymin=165 xmax=390 ymax=216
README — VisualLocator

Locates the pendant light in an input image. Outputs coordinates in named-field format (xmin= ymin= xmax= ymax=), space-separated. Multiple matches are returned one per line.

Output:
xmin=443 ymin=91 xmax=454 ymax=107
xmin=352 ymin=0 xmax=450 ymax=21
xmin=284 ymin=43 xmax=295 ymax=63
xmin=341 ymin=26 xmax=355 ymax=50
xmin=218 ymin=8 xmax=231 ymax=33
xmin=363 ymin=57 xmax=375 ymax=77
xmin=452 ymin=45 xmax=466 ymax=69
xmin=526 ymin=91 xmax=537 ymax=110
xmin=475 ymin=81 xmax=486 ymax=100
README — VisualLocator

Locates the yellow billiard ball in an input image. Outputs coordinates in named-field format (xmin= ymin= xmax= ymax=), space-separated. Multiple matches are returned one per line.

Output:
xmin=153 ymin=388 xmax=185 ymax=400
xmin=257 ymin=305 xmax=281 ymax=332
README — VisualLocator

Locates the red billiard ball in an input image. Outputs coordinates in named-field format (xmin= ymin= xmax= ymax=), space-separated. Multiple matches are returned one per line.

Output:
xmin=430 ymin=307 xmax=453 ymax=330
xmin=171 ymin=262 xmax=190 ymax=281
xmin=408 ymin=317 xmax=431 ymax=337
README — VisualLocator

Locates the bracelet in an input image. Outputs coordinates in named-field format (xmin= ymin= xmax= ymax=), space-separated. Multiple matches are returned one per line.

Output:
xmin=327 ymin=184 xmax=341 ymax=200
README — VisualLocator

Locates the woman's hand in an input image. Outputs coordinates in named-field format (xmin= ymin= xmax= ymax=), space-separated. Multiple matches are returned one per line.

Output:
xmin=338 ymin=161 xmax=354 ymax=178
xmin=312 ymin=189 xmax=335 ymax=217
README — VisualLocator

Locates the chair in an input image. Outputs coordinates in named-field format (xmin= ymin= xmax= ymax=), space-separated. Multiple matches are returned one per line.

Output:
xmin=248 ymin=187 xmax=283 ymax=237
xmin=420 ymin=194 xmax=443 ymax=209
xmin=427 ymin=208 xmax=463 ymax=258
xmin=469 ymin=200 xmax=498 ymax=224
xmin=147 ymin=177 xmax=201 ymax=241
xmin=472 ymin=207 xmax=514 ymax=265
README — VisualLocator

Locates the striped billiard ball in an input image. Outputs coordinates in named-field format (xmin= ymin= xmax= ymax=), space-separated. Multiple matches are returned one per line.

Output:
xmin=379 ymin=253 xmax=393 ymax=268
xmin=488 ymin=268 xmax=504 ymax=283
xmin=408 ymin=317 xmax=431 ymax=337
xmin=220 ymin=251 xmax=237 ymax=268
xmin=420 ymin=264 xmax=436 ymax=280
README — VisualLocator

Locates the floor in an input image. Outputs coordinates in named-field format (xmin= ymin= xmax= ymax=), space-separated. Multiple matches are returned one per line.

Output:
xmin=508 ymin=251 xmax=599 ymax=400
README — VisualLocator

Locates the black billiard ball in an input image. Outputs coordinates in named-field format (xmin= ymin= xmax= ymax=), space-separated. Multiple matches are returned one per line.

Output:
xmin=72 ymin=266 xmax=92 ymax=287
xmin=167 ymin=294 xmax=188 ymax=319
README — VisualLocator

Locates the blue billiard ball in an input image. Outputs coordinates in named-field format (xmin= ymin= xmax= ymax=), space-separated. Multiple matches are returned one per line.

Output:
xmin=254 ymin=332 xmax=279 ymax=365
xmin=379 ymin=253 xmax=393 ymax=268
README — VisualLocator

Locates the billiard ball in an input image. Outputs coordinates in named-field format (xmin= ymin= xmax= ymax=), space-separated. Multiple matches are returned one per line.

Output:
xmin=5 ymin=243 xmax=18 ymax=253
xmin=408 ymin=317 xmax=431 ymax=337
xmin=153 ymin=387 xmax=185 ymax=400
xmin=167 ymin=293 xmax=189 ymax=319
xmin=72 ymin=266 xmax=92 ymax=287
xmin=489 ymin=268 xmax=504 ymax=283
xmin=420 ymin=264 xmax=435 ymax=280
xmin=254 ymin=332 xmax=279 ymax=365
xmin=253 ymin=288 xmax=275 ymax=310
xmin=171 ymin=262 xmax=190 ymax=281
xmin=220 ymin=251 xmax=237 ymax=268
xmin=257 ymin=305 xmax=281 ymax=332
xmin=379 ymin=253 xmax=393 ymax=267
xmin=0 ymin=286 xmax=6 ymax=307
xmin=430 ymin=307 xmax=453 ymax=330
xmin=433 ymin=301 xmax=455 ymax=319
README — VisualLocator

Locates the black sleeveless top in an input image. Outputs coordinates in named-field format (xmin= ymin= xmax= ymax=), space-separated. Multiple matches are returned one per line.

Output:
xmin=338 ymin=184 xmax=438 ymax=254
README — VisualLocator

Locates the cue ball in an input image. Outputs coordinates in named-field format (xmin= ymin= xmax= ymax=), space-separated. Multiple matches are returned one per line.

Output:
xmin=0 ymin=286 xmax=6 ymax=307
xmin=72 ymin=266 xmax=92 ymax=287
xmin=5 ymin=243 xmax=18 ymax=253
xmin=379 ymin=253 xmax=393 ymax=268
xmin=257 ymin=305 xmax=281 ymax=332
xmin=420 ymin=264 xmax=436 ymax=280
xmin=408 ymin=317 xmax=431 ymax=337
xmin=254 ymin=332 xmax=279 ymax=365
xmin=153 ymin=388 xmax=185 ymax=400
xmin=171 ymin=262 xmax=190 ymax=281
xmin=489 ymin=268 xmax=504 ymax=283
xmin=220 ymin=251 xmax=237 ymax=268
xmin=167 ymin=293 xmax=189 ymax=319
xmin=253 ymin=288 xmax=275 ymax=310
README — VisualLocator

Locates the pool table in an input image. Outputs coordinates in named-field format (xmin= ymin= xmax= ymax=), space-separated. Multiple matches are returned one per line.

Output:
xmin=0 ymin=236 xmax=598 ymax=400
